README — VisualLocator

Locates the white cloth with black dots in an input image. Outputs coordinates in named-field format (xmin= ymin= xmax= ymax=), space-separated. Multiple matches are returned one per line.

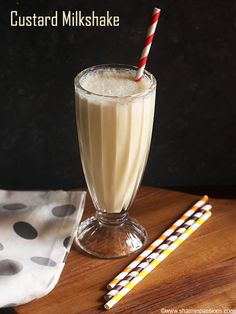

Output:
xmin=0 ymin=189 xmax=86 ymax=308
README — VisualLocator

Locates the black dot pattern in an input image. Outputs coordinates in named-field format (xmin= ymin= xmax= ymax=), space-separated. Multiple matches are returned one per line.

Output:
xmin=30 ymin=256 xmax=57 ymax=267
xmin=0 ymin=190 xmax=85 ymax=308
xmin=63 ymin=236 xmax=71 ymax=248
xmin=13 ymin=221 xmax=38 ymax=240
xmin=52 ymin=204 xmax=76 ymax=217
xmin=0 ymin=259 xmax=23 ymax=276
xmin=3 ymin=203 xmax=27 ymax=210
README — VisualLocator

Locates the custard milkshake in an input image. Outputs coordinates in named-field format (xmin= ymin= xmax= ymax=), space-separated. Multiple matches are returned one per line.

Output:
xmin=75 ymin=65 xmax=156 ymax=213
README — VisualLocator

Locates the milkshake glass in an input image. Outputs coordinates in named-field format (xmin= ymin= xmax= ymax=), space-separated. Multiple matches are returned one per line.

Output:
xmin=74 ymin=64 xmax=156 ymax=258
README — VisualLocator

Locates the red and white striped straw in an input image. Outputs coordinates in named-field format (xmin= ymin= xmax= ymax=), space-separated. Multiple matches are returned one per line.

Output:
xmin=135 ymin=8 xmax=161 ymax=81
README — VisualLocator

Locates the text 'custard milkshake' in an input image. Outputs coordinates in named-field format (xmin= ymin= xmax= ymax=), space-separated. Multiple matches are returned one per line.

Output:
xmin=75 ymin=65 xmax=156 ymax=213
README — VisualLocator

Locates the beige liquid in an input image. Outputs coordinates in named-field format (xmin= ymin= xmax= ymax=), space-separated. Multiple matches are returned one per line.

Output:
xmin=75 ymin=68 xmax=156 ymax=213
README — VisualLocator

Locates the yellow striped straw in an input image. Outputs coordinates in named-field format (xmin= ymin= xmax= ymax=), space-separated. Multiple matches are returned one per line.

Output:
xmin=107 ymin=195 xmax=209 ymax=290
xmin=104 ymin=210 xmax=212 ymax=310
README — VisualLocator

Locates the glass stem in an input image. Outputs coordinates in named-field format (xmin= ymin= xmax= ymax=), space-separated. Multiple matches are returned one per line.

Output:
xmin=96 ymin=211 xmax=129 ymax=226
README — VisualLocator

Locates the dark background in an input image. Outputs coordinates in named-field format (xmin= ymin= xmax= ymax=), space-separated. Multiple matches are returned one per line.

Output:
xmin=0 ymin=0 xmax=235 ymax=190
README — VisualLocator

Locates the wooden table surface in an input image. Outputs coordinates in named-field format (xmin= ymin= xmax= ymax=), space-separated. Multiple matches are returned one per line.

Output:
xmin=12 ymin=186 xmax=236 ymax=313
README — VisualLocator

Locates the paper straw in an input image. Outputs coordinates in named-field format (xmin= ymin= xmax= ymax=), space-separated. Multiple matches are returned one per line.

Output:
xmin=104 ymin=210 xmax=212 ymax=310
xmin=107 ymin=195 xmax=208 ymax=290
xmin=105 ymin=204 xmax=212 ymax=301
xmin=104 ymin=204 xmax=211 ymax=301
xmin=135 ymin=7 xmax=161 ymax=81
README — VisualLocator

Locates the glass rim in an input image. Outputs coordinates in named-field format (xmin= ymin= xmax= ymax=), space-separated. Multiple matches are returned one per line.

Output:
xmin=74 ymin=64 xmax=157 ymax=100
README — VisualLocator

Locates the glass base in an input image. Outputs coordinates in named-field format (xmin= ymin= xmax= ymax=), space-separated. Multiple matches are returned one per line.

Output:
xmin=75 ymin=212 xmax=147 ymax=259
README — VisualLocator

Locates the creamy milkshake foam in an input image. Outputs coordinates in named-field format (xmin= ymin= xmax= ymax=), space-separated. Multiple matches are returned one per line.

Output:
xmin=75 ymin=66 xmax=156 ymax=213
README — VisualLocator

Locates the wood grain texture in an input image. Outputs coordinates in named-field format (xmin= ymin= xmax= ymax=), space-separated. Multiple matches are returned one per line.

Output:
xmin=16 ymin=186 xmax=236 ymax=314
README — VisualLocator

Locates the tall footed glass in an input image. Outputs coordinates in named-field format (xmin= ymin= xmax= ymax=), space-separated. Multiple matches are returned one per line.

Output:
xmin=74 ymin=64 xmax=156 ymax=258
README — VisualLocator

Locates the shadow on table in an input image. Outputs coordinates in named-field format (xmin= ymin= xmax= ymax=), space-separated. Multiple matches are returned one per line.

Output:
xmin=0 ymin=308 xmax=17 ymax=314
xmin=166 ymin=186 xmax=236 ymax=199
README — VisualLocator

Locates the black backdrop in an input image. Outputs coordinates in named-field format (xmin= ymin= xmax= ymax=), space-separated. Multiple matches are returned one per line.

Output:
xmin=0 ymin=0 xmax=235 ymax=190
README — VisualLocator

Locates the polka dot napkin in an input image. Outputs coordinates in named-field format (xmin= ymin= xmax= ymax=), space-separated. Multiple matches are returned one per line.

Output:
xmin=0 ymin=189 xmax=86 ymax=308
